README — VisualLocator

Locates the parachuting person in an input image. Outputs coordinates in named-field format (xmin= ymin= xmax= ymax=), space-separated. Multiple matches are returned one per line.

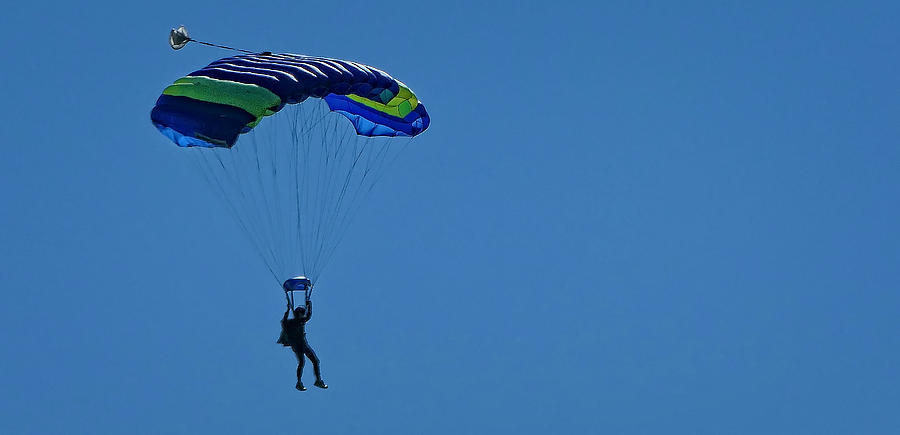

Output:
xmin=278 ymin=277 xmax=327 ymax=391
xmin=153 ymin=27 xmax=430 ymax=384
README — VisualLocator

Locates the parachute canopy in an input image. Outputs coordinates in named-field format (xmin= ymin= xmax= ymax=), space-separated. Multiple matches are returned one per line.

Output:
xmin=150 ymin=53 xmax=430 ymax=148
xmin=150 ymin=50 xmax=429 ymax=284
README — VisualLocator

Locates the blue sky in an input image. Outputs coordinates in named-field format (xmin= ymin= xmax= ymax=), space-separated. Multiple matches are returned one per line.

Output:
xmin=1 ymin=1 xmax=899 ymax=433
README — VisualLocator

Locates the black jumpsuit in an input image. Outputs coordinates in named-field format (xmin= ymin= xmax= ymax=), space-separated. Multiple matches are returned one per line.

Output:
xmin=281 ymin=300 xmax=322 ymax=383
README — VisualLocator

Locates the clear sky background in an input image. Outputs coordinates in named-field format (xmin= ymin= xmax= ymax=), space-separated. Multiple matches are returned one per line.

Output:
xmin=1 ymin=1 xmax=898 ymax=434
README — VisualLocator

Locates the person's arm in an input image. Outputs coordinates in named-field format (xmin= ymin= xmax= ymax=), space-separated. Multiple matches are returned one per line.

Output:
xmin=282 ymin=304 xmax=291 ymax=323
xmin=304 ymin=299 xmax=312 ymax=321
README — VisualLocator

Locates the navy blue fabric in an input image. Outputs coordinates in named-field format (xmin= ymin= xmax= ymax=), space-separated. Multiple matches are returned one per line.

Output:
xmin=152 ymin=53 xmax=429 ymax=147
xmin=325 ymin=94 xmax=430 ymax=137
xmin=283 ymin=276 xmax=311 ymax=291
xmin=200 ymin=55 xmax=398 ymax=103
xmin=188 ymin=68 xmax=302 ymax=104
xmin=151 ymin=95 xmax=256 ymax=147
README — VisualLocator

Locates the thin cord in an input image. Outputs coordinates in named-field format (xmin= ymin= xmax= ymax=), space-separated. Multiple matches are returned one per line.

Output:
xmin=189 ymin=38 xmax=256 ymax=54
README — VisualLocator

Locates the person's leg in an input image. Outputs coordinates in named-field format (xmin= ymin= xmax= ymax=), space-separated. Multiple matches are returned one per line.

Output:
xmin=292 ymin=345 xmax=306 ymax=389
xmin=304 ymin=345 xmax=322 ymax=381
xmin=303 ymin=343 xmax=327 ymax=388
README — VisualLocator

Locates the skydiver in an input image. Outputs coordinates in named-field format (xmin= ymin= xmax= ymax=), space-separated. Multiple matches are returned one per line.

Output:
xmin=279 ymin=291 xmax=327 ymax=391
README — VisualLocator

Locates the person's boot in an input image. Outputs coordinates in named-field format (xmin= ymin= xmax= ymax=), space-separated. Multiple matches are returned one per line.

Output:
xmin=295 ymin=381 xmax=307 ymax=391
xmin=314 ymin=379 xmax=328 ymax=389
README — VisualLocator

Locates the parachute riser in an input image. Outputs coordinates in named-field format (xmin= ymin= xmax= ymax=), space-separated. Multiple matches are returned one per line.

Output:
xmin=285 ymin=290 xmax=295 ymax=311
xmin=284 ymin=288 xmax=312 ymax=311
xmin=283 ymin=276 xmax=313 ymax=312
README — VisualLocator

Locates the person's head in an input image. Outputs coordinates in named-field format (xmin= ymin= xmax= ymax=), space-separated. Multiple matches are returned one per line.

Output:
xmin=293 ymin=306 xmax=307 ymax=317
